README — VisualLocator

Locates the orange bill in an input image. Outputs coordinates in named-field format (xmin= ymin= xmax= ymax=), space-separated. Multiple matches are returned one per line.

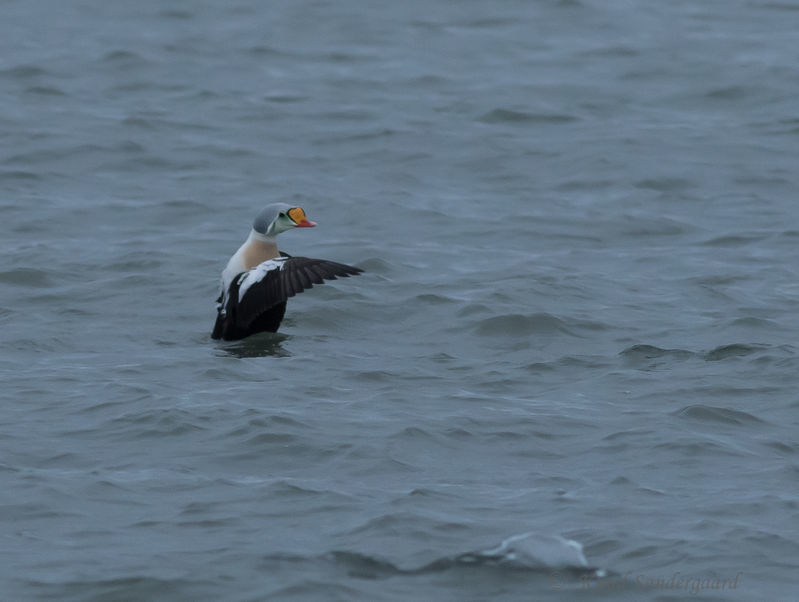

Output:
xmin=288 ymin=207 xmax=316 ymax=227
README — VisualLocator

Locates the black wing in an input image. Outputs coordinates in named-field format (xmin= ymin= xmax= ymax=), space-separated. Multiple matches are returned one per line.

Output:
xmin=235 ymin=257 xmax=362 ymax=329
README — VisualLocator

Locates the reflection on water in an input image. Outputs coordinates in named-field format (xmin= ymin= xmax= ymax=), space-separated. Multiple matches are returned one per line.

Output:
xmin=216 ymin=332 xmax=291 ymax=358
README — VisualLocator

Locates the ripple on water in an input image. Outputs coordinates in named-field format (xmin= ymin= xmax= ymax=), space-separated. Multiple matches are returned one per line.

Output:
xmin=26 ymin=577 xmax=218 ymax=602
xmin=0 ymin=65 xmax=49 ymax=79
xmin=704 ymin=343 xmax=769 ymax=361
xmin=410 ymin=293 xmax=456 ymax=305
xmin=726 ymin=317 xmax=782 ymax=330
xmin=0 ymin=170 xmax=40 ymax=182
xmin=158 ymin=9 xmax=194 ymax=19
xmin=620 ymin=344 xmax=695 ymax=365
xmin=0 ymin=268 xmax=55 ymax=287
xmin=653 ymin=438 xmax=747 ymax=458
xmin=23 ymin=85 xmax=67 ymax=96
xmin=704 ymin=85 xmax=749 ymax=101
xmin=634 ymin=177 xmax=693 ymax=191
xmin=477 ymin=108 xmax=578 ymax=124
xmin=762 ymin=440 xmax=796 ymax=454
xmin=474 ymin=313 xmax=568 ymax=336
xmin=701 ymin=233 xmax=767 ymax=246
xmin=675 ymin=405 xmax=765 ymax=426
xmin=109 ymin=409 xmax=208 ymax=439
xmin=244 ymin=432 xmax=297 ymax=446
xmin=99 ymin=50 xmax=150 ymax=65
xmin=474 ymin=312 xmax=609 ymax=337
xmin=456 ymin=303 xmax=491 ymax=317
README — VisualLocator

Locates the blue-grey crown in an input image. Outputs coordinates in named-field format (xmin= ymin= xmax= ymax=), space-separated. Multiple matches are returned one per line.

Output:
xmin=252 ymin=203 xmax=292 ymax=234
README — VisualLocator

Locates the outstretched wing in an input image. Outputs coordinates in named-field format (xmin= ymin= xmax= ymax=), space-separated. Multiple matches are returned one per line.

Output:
xmin=235 ymin=256 xmax=362 ymax=328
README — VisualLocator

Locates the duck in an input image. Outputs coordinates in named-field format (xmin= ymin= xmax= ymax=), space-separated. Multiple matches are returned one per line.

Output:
xmin=212 ymin=203 xmax=362 ymax=341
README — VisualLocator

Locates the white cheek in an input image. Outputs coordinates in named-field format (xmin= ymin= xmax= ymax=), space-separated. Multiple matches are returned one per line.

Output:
xmin=275 ymin=216 xmax=295 ymax=234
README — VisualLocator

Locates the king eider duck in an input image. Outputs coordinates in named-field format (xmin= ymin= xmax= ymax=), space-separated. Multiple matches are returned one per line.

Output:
xmin=212 ymin=204 xmax=362 ymax=341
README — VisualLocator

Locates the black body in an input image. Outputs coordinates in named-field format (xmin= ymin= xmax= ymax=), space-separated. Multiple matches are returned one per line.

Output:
xmin=212 ymin=254 xmax=362 ymax=341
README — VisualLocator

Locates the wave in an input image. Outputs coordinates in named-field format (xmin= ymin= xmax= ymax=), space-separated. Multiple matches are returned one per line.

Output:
xmin=264 ymin=532 xmax=608 ymax=582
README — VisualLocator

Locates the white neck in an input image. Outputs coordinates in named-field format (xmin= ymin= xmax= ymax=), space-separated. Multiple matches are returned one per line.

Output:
xmin=249 ymin=229 xmax=276 ymax=244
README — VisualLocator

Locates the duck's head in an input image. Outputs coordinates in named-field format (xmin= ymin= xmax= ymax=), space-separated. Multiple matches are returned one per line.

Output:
xmin=253 ymin=203 xmax=316 ymax=237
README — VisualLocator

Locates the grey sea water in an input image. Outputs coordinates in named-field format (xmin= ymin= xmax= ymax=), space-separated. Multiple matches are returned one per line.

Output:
xmin=2 ymin=0 xmax=798 ymax=600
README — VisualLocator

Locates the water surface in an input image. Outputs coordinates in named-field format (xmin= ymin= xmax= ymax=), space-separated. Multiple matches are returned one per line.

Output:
xmin=1 ymin=0 xmax=798 ymax=600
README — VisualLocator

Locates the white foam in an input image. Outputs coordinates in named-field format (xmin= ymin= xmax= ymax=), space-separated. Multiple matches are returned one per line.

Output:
xmin=480 ymin=532 xmax=588 ymax=568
